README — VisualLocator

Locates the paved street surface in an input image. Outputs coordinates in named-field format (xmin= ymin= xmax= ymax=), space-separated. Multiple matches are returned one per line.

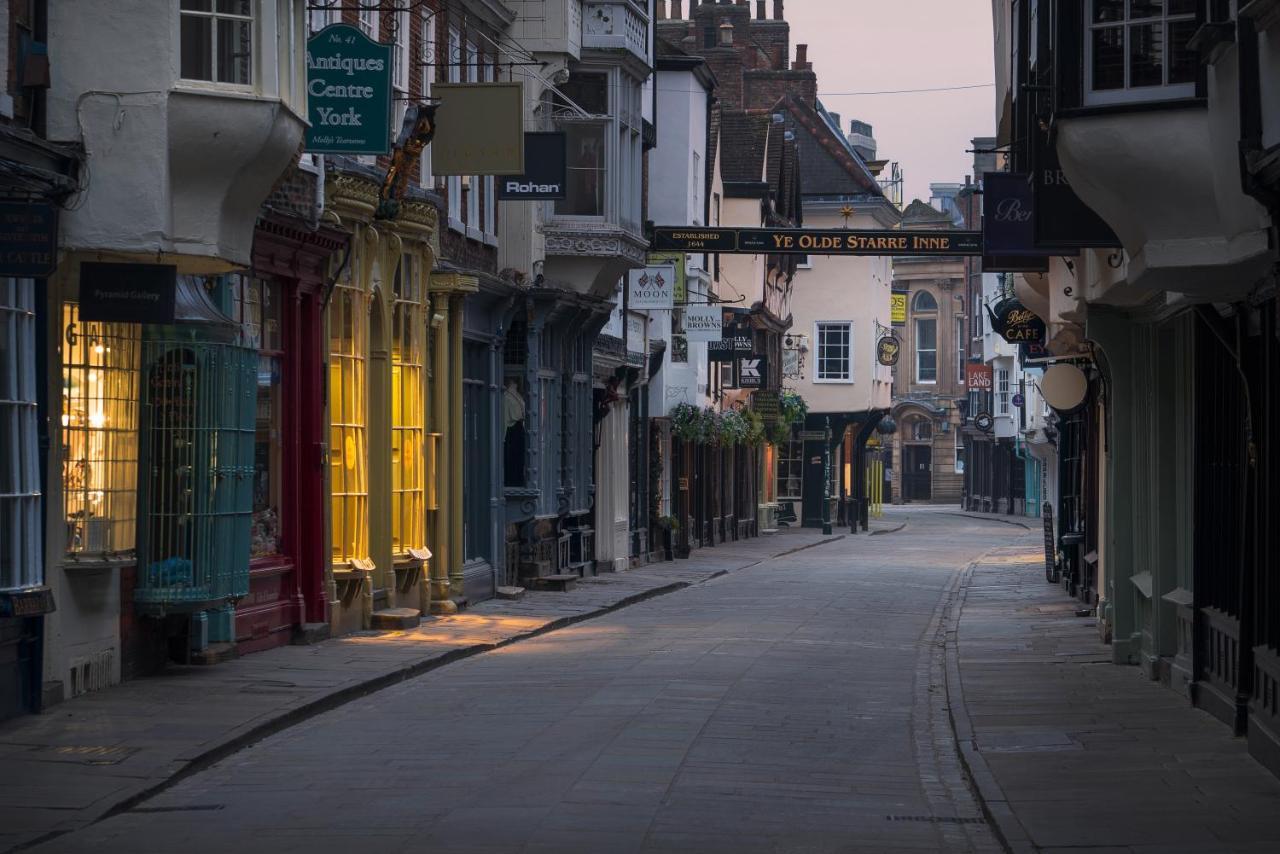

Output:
xmin=10 ymin=510 xmax=1280 ymax=853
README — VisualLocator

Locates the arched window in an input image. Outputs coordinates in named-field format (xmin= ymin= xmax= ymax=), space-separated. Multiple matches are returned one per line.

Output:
xmin=913 ymin=290 xmax=938 ymax=312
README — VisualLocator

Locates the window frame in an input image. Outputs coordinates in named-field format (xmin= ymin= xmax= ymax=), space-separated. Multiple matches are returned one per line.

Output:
xmin=1 ymin=278 xmax=42 ymax=589
xmin=1082 ymin=0 xmax=1198 ymax=107
xmin=996 ymin=366 xmax=1011 ymax=416
xmin=446 ymin=25 xmax=464 ymax=231
xmin=775 ymin=438 xmax=804 ymax=501
xmin=178 ymin=0 xmax=256 ymax=90
xmin=813 ymin=321 xmax=854 ymax=384
xmin=914 ymin=316 xmax=938 ymax=385
xmin=419 ymin=12 xmax=436 ymax=188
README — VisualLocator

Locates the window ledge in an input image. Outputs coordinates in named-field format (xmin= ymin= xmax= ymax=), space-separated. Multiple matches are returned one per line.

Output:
xmin=482 ymin=232 xmax=499 ymax=247
xmin=1058 ymin=97 xmax=1206 ymax=122
xmin=60 ymin=555 xmax=134 ymax=573
xmin=448 ymin=216 xmax=466 ymax=234
xmin=466 ymin=225 xmax=484 ymax=242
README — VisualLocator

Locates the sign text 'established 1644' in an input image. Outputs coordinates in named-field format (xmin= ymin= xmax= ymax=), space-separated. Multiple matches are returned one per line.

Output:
xmin=652 ymin=227 xmax=983 ymax=257
xmin=306 ymin=24 xmax=393 ymax=155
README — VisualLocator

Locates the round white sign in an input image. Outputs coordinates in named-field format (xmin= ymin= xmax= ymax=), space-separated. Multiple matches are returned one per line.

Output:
xmin=1041 ymin=363 xmax=1089 ymax=412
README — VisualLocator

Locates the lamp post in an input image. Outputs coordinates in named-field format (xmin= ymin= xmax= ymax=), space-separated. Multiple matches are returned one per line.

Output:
xmin=822 ymin=417 xmax=833 ymax=535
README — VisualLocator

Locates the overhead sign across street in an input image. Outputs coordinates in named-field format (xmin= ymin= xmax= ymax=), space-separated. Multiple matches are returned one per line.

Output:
xmin=653 ymin=227 xmax=983 ymax=256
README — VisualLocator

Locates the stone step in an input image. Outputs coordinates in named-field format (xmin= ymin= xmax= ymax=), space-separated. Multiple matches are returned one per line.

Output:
xmin=190 ymin=643 xmax=238 ymax=666
xmin=526 ymin=574 xmax=578 ymax=592
xmin=496 ymin=586 xmax=525 ymax=601
xmin=370 ymin=608 xmax=422 ymax=630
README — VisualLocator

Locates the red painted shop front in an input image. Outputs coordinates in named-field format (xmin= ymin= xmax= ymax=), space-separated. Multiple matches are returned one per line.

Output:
xmin=235 ymin=216 xmax=346 ymax=653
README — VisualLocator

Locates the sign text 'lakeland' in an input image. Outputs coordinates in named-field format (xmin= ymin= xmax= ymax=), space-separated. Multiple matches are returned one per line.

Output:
xmin=652 ymin=227 xmax=983 ymax=257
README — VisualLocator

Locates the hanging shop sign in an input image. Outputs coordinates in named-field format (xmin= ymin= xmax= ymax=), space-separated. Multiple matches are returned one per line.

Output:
xmin=974 ymin=412 xmax=995 ymax=433
xmin=627 ymin=264 xmax=676 ymax=310
xmin=1020 ymin=340 xmax=1050 ymax=362
xmin=682 ymin=305 xmax=722 ymax=343
xmin=981 ymin=172 xmax=1049 ymax=273
xmin=737 ymin=355 xmax=768 ymax=390
xmin=709 ymin=308 xmax=752 ymax=362
xmin=890 ymin=292 xmax=908 ymax=325
xmin=966 ymin=363 xmax=994 ymax=390
xmin=432 ymin=82 xmax=525 ymax=175
xmin=1012 ymin=392 xmax=1026 ymax=408
xmin=497 ymin=132 xmax=567 ymax=200
xmin=78 ymin=262 xmax=176 ymax=323
xmin=652 ymin=227 xmax=983 ymax=256
xmin=876 ymin=335 xmax=900 ymax=366
xmin=0 ymin=202 xmax=58 ymax=277
xmin=988 ymin=297 xmax=1047 ymax=344
xmin=1040 ymin=363 xmax=1089 ymax=414
xmin=751 ymin=390 xmax=780 ymax=419
xmin=305 ymin=24 xmax=393 ymax=155
xmin=1030 ymin=128 xmax=1121 ymax=250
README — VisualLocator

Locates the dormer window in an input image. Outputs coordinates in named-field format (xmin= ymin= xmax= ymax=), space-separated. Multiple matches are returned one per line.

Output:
xmin=1084 ymin=0 xmax=1197 ymax=106
xmin=180 ymin=0 xmax=254 ymax=86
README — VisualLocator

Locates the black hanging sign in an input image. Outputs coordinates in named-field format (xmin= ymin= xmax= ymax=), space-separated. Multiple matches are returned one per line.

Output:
xmin=987 ymin=297 xmax=1047 ymax=345
xmin=982 ymin=172 xmax=1049 ymax=273
xmin=876 ymin=335 xmax=900 ymax=366
xmin=652 ymin=227 xmax=984 ymax=256
xmin=737 ymin=355 xmax=767 ymax=389
xmin=1020 ymin=340 xmax=1050 ymax=362
xmin=708 ymin=307 xmax=752 ymax=363
xmin=0 ymin=202 xmax=58 ymax=277
xmin=1030 ymin=128 xmax=1121 ymax=251
xmin=79 ymin=262 xmax=177 ymax=323
xmin=497 ymin=132 xmax=567 ymax=200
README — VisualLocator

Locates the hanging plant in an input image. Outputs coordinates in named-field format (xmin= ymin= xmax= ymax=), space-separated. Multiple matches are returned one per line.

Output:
xmin=779 ymin=391 xmax=809 ymax=425
xmin=744 ymin=410 xmax=766 ymax=447
xmin=671 ymin=403 xmax=704 ymax=441
xmin=767 ymin=418 xmax=795 ymax=447
xmin=718 ymin=410 xmax=750 ymax=446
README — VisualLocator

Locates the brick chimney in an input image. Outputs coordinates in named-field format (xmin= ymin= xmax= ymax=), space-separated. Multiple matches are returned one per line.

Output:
xmin=756 ymin=0 xmax=766 ymax=19
xmin=671 ymin=0 xmax=683 ymax=18
xmin=774 ymin=0 xmax=784 ymax=20
xmin=793 ymin=43 xmax=811 ymax=71
xmin=657 ymin=0 xmax=667 ymax=19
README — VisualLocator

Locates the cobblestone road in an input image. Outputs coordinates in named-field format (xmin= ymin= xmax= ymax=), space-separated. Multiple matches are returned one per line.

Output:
xmin=36 ymin=512 xmax=1022 ymax=854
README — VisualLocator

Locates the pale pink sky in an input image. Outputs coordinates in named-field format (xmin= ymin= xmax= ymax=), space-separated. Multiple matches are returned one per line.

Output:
xmin=783 ymin=0 xmax=996 ymax=203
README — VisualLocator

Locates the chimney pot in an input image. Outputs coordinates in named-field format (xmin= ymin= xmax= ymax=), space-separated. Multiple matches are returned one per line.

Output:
xmin=794 ymin=43 xmax=808 ymax=69
xmin=673 ymin=0 xmax=684 ymax=17
xmin=719 ymin=19 xmax=734 ymax=45
xmin=773 ymin=0 xmax=784 ymax=20
xmin=657 ymin=0 xmax=668 ymax=19
xmin=756 ymin=0 xmax=766 ymax=18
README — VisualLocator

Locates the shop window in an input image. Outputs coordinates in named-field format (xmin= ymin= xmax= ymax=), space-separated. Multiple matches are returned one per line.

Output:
xmin=391 ymin=254 xmax=426 ymax=555
xmin=1 ymin=279 xmax=41 ymax=589
xmin=775 ymin=439 xmax=803 ymax=501
xmin=61 ymin=303 xmax=140 ymax=557
xmin=1085 ymin=0 xmax=1197 ymax=105
xmin=231 ymin=275 xmax=283 ymax=557
xmin=179 ymin=0 xmax=254 ymax=86
xmin=329 ymin=283 xmax=368 ymax=563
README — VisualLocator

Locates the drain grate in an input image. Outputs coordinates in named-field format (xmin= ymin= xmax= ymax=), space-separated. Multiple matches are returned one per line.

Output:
xmin=886 ymin=815 xmax=987 ymax=825
xmin=129 ymin=805 xmax=225 ymax=814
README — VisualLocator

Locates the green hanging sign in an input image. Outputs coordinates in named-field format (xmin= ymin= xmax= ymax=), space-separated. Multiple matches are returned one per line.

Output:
xmin=305 ymin=24 xmax=393 ymax=155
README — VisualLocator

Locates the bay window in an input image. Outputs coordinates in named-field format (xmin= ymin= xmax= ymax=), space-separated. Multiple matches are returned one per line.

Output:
xmin=1085 ymin=0 xmax=1197 ymax=105
xmin=552 ymin=68 xmax=644 ymax=230
xmin=1 ymin=279 xmax=41 ymax=588
xmin=61 ymin=303 xmax=141 ymax=556
xmin=180 ymin=0 xmax=253 ymax=86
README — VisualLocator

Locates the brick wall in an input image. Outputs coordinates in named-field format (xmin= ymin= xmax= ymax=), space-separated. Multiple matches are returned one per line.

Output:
xmin=744 ymin=69 xmax=816 ymax=109
xmin=262 ymin=162 xmax=319 ymax=227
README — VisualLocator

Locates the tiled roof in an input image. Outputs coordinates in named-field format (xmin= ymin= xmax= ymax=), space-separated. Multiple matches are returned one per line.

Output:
xmin=901 ymin=199 xmax=954 ymax=226
xmin=774 ymin=94 xmax=881 ymax=197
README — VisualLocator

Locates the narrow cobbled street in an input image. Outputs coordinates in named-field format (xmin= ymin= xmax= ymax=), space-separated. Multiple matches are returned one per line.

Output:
xmin=32 ymin=511 xmax=1010 ymax=854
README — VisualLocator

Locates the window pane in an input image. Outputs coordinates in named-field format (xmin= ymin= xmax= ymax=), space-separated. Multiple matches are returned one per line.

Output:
xmin=557 ymin=124 xmax=605 ymax=216
xmin=1129 ymin=23 xmax=1164 ymax=88
xmin=1091 ymin=26 xmax=1125 ymax=90
xmin=916 ymin=319 xmax=936 ymax=350
xmin=1167 ymin=19 xmax=1198 ymax=85
xmin=181 ymin=14 xmax=213 ymax=81
xmin=217 ymin=17 xmax=252 ymax=84
xmin=1128 ymin=0 xmax=1163 ymax=18
xmin=1093 ymin=0 xmax=1125 ymax=22
xmin=217 ymin=0 xmax=251 ymax=14
xmin=182 ymin=0 xmax=212 ymax=10
xmin=912 ymin=290 xmax=937 ymax=312
xmin=918 ymin=353 xmax=937 ymax=382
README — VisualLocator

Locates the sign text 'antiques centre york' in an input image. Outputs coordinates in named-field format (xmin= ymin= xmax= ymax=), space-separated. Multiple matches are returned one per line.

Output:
xmin=652 ymin=228 xmax=984 ymax=257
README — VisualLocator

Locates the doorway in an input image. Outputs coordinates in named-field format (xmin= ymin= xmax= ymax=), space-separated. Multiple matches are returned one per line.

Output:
xmin=903 ymin=445 xmax=932 ymax=501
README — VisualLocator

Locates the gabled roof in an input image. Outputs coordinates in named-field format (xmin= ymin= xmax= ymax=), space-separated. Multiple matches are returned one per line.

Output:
xmin=720 ymin=111 xmax=773 ymax=184
xmin=770 ymin=94 xmax=882 ymax=199
xmin=901 ymin=199 xmax=954 ymax=227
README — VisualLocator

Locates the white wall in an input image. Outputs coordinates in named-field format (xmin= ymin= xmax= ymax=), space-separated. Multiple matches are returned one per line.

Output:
xmin=790 ymin=207 xmax=892 ymax=414
xmin=650 ymin=69 xmax=707 ymax=228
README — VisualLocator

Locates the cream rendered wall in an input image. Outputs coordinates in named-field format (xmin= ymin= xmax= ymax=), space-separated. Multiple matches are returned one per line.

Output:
xmin=790 ymin=207 xmax=891 ymax=413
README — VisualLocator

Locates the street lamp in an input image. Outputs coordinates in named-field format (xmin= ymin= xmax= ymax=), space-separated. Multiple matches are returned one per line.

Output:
xmin=822 ymin=417 xmax=833 ymax=536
